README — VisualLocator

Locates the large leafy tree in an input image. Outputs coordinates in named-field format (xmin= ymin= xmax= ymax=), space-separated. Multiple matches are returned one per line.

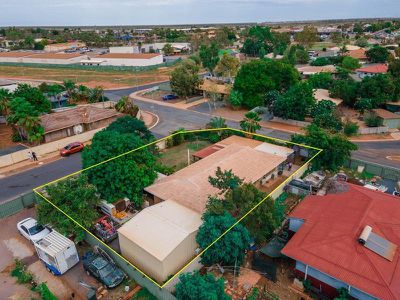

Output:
xmin=388 ymin=59 xmax=400 ymax=77
xmin=291 ymin=124 xmax=358 ymax=171
xmin=199 ymin=42 xmax=220 ymax=73
xmin=234 ymin=59 xmax=299 ymax=108
xmin=241 ymin=25 xmax=274 ymax=57
xmin=359 ymin=74 xmax=396 ymax=104
xmin=273 ymin=82 xmax=316 ymax=121
xmin=175 ymin=271 xmax=230 ymax=300
xmin=340 ymin=56 xmax=361 ymax=70
xmin=196 ymin=211 xmax=251 ymax=266
xmin=82 ymin=130 xmax=157 ymax=206
xmin=311 ymin=100 xmax=343 ymax=132
xmin=308 ymin=72 xmax=334 ymax=89
xmin=13 ymin=84 xmax=51 ymax=113
xmin=215 ymin=53 xmax=240 ymax=78
xmin=37 ymin=175 xmax=101 ymax=242
xmin=170 ymin=60 xmax=202 ymax=100
xmin=329 ymin=79 xmax=359 ymax=107
xmin=240 ymin=111 xmax=261 ymax=133
xmin=106 ymin=116 xmax=153 ymax=141
xmin=294 ymin=26 xmax=319 ymax=48
xmin=366 ymin=46 xmax=390 ymax=63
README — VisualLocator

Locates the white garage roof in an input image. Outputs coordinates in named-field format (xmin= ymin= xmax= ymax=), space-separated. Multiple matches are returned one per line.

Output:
xmin=118 ymin=200 xmax=202 ymax=261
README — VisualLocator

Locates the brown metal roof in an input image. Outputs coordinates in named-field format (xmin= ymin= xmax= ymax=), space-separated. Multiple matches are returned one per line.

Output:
xmin=27 ymin=53 xmax=84 ymax=59
xmin=373 ymin=109 xmax=400 ymax=119
xmin=40 ymin=106 xmax=122 ymax=133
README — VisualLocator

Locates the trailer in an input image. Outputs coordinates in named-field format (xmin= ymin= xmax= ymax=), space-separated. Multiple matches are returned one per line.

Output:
xmin=34 ymin=230 xmax=79 ymax=275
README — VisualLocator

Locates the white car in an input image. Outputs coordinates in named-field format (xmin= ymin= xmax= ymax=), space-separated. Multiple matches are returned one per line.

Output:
xmin=17 ymin=218 xmax=51 ymax=243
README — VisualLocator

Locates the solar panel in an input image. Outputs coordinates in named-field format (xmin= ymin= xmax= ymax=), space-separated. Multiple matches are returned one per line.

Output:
xmin=364 ymin=232 xmax=397 ymax=261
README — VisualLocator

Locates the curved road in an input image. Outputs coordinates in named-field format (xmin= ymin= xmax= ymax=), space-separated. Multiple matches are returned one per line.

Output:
xmin=0 ymin=83 xmax=399 ymax=203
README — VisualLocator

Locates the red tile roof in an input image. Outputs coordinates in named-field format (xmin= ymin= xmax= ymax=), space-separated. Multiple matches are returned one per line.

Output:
xmin=356 ymin=64 xmax=388 ymax=74
xmin=192 ymin=144 xmax=224 ymax=159
xmin=281 ymin=184 xmax=400 ymax=300
xmin=344 ymin=48 xmax=367 ymax=60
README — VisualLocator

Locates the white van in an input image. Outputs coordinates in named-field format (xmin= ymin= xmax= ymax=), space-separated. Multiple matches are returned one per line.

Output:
xmin=34 ymin=230 xmax=79 ymax=275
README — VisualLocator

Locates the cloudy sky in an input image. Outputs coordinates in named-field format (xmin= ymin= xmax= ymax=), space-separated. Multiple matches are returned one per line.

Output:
xmin=1 ymin=0 xmax=399 ymax=26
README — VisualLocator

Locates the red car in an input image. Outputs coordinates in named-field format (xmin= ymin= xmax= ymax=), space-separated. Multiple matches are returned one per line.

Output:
xmin=60 ymin=142 xmax=84 ymax=156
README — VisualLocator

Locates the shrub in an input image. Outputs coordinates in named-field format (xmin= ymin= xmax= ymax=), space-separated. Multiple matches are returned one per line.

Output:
xmin=310 ymin=57 xmax=331 ymax=66
xmin=10 ymin=259 xmax=34 ymax=284
xmin=364 ymin=111 xmax=383 ymax=127
xmin=35 ymin=283 xmax=57 ymax=300
xmin=343 ymin=121 xmax=359 ymax=136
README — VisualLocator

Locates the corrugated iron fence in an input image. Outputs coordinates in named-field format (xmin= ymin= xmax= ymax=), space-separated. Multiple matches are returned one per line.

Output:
xmin=0 ymin=192 xmax=36 ymax=219
xmin=344 ymin=159 xmax=400 ymax=181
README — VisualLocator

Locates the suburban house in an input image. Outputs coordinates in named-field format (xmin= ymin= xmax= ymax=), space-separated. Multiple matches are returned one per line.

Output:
xmin=281 ymin=184 xmax=400 ymax=300
xmin=313 ymin=89 xmax=343 ymax=106
xmin=118 ymin=136 xmax=293 ymax=282
xmin=356 ymin=64 xmax=388 ymax=78
xmin=109 ymin=43 xmax=191 ymax=55
xmin=40 ymin=105 xmax=122 ymax=143
xmin=296 ymin=65 xmax=337 ymax=77
xmin=344 ymin=48 xmax=368 ymax=62
xmin=81 ymin=53 xmax=163 ymax=67
xmin=372 ymin=108 xmax=400 ymax=129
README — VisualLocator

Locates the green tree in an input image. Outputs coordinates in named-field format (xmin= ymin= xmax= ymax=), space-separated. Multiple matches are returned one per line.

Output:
xmin=240 ymin=111 xmax=261 ymax=133
xmin=88 ymin=86 xmax=105 ymax=103
xmin=355 ymin=37 xmax=369 ymax=47
xmin=37 ymin=175 xmax=101 ymax=242
xmin=170 ymin=60 xmax=202 ymax=101
xmin=340 ymin=56 xmax=361 ymax=70
xmin=388 ymin=58 xmax=400 ymax=77
xmin=295 ymin=26 xmax=319 ymax=48
xmin=13 ymin=84 xmax=51 ymax=113
xmin=354 ymin=98 xmax=373 ymax=114
xmin=329 ymin=79 xmax=359 ymax=107
xmin=295 ymin=47 xmax=310 ymax=64
xmin=228 ymin=90 xmax=243 ymax=109
xmin=359 ymin=74 xmax=395 ymax=104
xmin=310 ymin=57 xmax=331 ymax=66
xmin=162 ymin=43 xmax=174 ymax=55
xmin=175 ymin=271 xmax=230 ymax=300
xmin=115 ymin=96 xmax=139 ymax=116
xmin=241 ymin=25 xmax=274 ymax=57
xmin=82 ymin=130 xmax=157 ymax=206
xmin=199 ymin=42 xmax=220 ymax=73
xmin=273 ymin=82 xmax=316 ymax=121
xmin=311 ymin=100 xmax=343 ymax=132
xmin=308 ymin=72 xmax=334 ymax=89
xmin=343 ymin=120 xmax=359 ymax=137
xmin=215 ymin=53 xmax=240 ymax=78
xmin=366 ymin=46 xmax=390 ymax=63
xmin=0 ymin=88 xmax=12 ymax=116
xmin=208 ymin=166 xmax=243 ymax=194
xmin=234 ymin=59 xmax=299 ymax=108
xmin=364 ymin=111 xmax=384 ymax=127
xmin=106 ymin=116 xmax=153 ymax=141
xmin=291 ymin=124 xmax=357 ymax=171
xmin=196 ymin=212 xmax=250 ymax=266
xmin=63 ymin=80 xmax=77 ymax=98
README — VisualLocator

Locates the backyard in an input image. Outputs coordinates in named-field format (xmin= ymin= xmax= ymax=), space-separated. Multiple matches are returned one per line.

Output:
xmin=158 ymin=140 xmax=212 ymax=171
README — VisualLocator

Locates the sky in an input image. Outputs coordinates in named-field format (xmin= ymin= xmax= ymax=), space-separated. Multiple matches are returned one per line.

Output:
xmin=0 ymin=0 xmax=399 ymax=26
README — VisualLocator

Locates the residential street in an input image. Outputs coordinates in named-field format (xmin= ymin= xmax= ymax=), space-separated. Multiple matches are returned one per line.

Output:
xmin=0 ymin=86 xmax=399 ymax=203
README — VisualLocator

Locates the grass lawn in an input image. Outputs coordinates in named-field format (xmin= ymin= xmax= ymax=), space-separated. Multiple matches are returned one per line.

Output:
xmin=310 ymin=42 xmax=337 ymax=51
xmin=0 ymin=65 xmax=173 ymax=89
xmin=131 ymin=288 xmax=157 ymax=300
xmin=158 ymin=140 xmax=212 ymax=171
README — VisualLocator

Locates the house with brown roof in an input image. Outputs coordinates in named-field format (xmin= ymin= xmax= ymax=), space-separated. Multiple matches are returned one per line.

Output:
xmin=282 ymin=184 xmax=400 ymax=300
xmin=372 ymin=108 xmax=400 ymax=129
xmin=0 ymin=51 xmax=86 ymax=64
xmin=343 ymin=48 xmax=368 ymax=62
xmin=118 ymin=136 xmax=291 ymax=282
xmin=40 ymin=105 xmax=122 ymax=143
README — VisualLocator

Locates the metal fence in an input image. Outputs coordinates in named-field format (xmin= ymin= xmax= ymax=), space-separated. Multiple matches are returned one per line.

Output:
xmin=85 ymin=234 xmax=176 ymax=300
xmin=0 ymin=192 xmax=36 ymax=219
xmin=344 ymin=158 xmax=400 ymax=181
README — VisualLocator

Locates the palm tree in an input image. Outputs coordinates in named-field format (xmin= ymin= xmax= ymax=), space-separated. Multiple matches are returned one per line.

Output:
xmin=0 ymin=88 xmax=11 ymax=117
xmin=63 ymin=80 xmax=77 ymax=99
xmin=17 ymin=115 xmax=42 ymax=143
xmin=206 ymin=116 xmax=227 ymax=129
xmin=240 ymin=111 xmax=261 ymax=133
xmin=88 ymin=86 xmax=104 ymax=103
xmin=115 ymin=96 xmax=139 ymax=116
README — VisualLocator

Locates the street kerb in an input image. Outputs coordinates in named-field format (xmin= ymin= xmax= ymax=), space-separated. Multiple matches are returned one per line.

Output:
xmin=33 ymin=127 xmax=322 ymax=289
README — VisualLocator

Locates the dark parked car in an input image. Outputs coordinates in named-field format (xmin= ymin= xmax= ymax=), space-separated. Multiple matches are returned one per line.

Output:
xmin=162 ymin=94 xmax=178 ymax=101
xmin=82 ymin=250 xmax=125 ymax=289
xmin=60 ymin=142 xmax=84 ymax=156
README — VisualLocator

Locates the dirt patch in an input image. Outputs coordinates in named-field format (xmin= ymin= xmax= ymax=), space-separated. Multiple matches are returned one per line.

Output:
xmin=3 ymin=238 xmax=34 ymax=260
xmin=0 ymin=124 xmax=19 ymax=149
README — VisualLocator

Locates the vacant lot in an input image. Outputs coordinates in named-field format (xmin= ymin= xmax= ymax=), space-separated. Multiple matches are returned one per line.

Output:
xmin=0 ymin=65 xmax=174 ymax=89
xmin=158 ymin=140 xmax=212 ymax=171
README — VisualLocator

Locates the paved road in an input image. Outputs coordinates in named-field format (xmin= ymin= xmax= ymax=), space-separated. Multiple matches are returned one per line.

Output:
xmin=1 ymin=85 xmax=399 ymax=203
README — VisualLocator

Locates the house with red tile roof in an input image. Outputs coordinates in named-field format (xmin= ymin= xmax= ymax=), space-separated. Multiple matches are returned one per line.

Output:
xmin=356 ymin=64 xmax=388 ymax=79
xmin=281 ymin=184 xmax=400 ymax=300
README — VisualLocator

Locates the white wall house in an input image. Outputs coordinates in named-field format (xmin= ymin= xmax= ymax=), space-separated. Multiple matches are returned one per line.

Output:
xmin=92 ymin=53 xmax=163 ymax=67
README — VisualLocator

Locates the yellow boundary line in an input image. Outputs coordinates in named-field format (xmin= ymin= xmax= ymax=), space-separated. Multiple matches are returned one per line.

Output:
xmin=33 ymin=127 xmax=322 ymax=289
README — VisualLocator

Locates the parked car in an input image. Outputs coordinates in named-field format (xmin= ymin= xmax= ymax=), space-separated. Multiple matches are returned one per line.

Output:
xmin=60 ymin=142 xmax=84 ymax=156
xmin=162 ymin=94 xmax=178 ymax=101
xmin=17 ymin=218 xmax=51 ymax=243
xmin=82 ymin=249 xmax=125 ymax=289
